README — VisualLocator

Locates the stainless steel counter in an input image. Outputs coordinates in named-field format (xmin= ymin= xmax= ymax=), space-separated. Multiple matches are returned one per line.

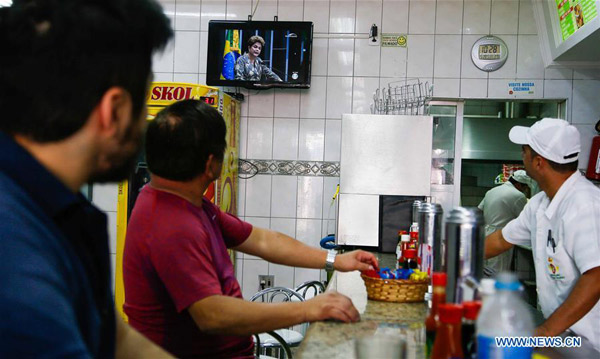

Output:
xmin=296 ymin=253 xmax=427 ymax=359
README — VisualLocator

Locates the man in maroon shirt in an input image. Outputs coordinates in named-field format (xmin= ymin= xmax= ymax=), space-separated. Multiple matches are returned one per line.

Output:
xmin=123 ymin=99 xmax=379 ymax=358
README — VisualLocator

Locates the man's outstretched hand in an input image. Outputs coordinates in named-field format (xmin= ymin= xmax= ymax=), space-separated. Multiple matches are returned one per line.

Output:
xmin=334 ymin=250 xmax=379 ymax=272
xmin=303 ymin=292 xmax=360 ymax=323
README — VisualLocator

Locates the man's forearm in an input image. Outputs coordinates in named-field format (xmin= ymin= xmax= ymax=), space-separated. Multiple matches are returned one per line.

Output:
xmin=484 ymin=230 xmax=513 ymax=259
xmin=238 ymin=228 xmax=328 ymax=269
xmin=189 ymin=292 xmax=359 ymax=336
xmin=536 ymin=267 xmax=600 ymax=336
xmin=189 ymin=295 xmax=306 ymax=336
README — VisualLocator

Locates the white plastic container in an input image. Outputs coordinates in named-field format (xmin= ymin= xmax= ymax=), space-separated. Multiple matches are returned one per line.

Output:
xmin=476 ymin=273 xmax=534 ymax=359
xmin=396 ymin=234 xmax=410 ymax=265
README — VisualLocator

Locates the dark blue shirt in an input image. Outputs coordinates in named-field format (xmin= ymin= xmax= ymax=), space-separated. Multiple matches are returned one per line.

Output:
xmin=0 ymin=132 xmax=115 ymax=358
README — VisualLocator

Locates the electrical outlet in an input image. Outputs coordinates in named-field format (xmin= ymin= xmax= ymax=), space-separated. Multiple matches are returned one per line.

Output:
xmin=258 ymin=275 xmax=274 ymax=291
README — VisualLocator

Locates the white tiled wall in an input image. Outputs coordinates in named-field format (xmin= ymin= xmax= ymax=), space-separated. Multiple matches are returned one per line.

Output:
xmin=97 ymin=0 xmax=600 ymax=297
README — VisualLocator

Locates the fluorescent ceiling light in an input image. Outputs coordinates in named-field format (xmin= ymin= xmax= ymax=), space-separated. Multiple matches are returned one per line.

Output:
xmin=0 ymin=0 xmax=12 ymax=7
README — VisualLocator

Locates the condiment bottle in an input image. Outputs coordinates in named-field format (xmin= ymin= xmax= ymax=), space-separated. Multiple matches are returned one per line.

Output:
xmin=409 ymin=222 xmax=419 ymax=249
xmin=397 ymin=234 xmax=411 ymax=268
xmin=396 ymin=230 xmax=404 ymax=262
xmin=461 ymin=301 xmax=482 ymax=359
xmin=400 ymin=234 xmax=411 ymax=253
xmin=402 ymin=249 xmax=418 ymax=269
xmin=425 ymin=272 xmax=447 ymax=359
xmin=432 ymin=304 xmax=464 ymax=359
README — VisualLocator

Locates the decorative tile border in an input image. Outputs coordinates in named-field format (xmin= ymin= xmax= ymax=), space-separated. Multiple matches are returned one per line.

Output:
xmin=239 ymin=159 xmax=340 ymax=177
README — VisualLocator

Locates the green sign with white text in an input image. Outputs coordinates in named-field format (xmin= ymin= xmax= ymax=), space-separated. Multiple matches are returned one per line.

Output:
xmin=556 ymin=0 xmax=598 ymax=41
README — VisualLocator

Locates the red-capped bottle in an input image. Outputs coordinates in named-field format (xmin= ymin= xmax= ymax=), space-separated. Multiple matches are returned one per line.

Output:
xmin=425 ymin=272 xmax=447 ymax=358
xmin=409 ymin=222 xmax=419 ymax=250
xmin=461 ymin=301 xmax=482 ymax=359
xmin=432 ymin=304 xmax=464 ymax=359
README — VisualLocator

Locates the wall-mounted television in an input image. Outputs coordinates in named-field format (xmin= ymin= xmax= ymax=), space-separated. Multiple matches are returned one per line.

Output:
xmin=206 ymin=20 xmax=313 ymax=89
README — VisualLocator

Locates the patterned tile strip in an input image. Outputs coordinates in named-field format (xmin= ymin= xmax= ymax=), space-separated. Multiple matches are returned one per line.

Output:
xmin=239 ymin=159 xmax=340 ymax=177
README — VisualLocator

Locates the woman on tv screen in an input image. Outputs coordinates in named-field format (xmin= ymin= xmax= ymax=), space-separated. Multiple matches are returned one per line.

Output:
xmin=235 ymin=35 xmax=282 ymax=82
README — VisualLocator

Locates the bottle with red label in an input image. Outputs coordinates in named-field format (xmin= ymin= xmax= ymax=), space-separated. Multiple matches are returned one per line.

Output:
xmin=432 ymin=304 xmax=464 ymax=359
xmin=425 ymin=272 xmax=447 ymax=359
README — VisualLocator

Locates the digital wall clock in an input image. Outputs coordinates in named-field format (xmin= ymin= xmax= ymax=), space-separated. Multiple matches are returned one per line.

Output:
xmin=471 ymin=35 xmax=508 ymax=72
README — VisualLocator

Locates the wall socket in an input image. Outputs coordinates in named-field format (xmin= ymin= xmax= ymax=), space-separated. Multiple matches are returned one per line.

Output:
xmin=258 ymin=275 xmax=274 ymax=291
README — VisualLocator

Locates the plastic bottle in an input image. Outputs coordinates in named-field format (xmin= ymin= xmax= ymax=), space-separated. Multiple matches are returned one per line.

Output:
xmin=396 ymin=234 xmax=411 ymax=268
xmin=409 ymin=222 xmax=419 ymax=249
xmin=396 ymin=230 xmax=403 ymax=260
xmin=401 ymin=234 xmax=411 ymax=253
xmin=476 ymin=273 xmax=534 ymax=359
xmin=425 ymin=272 xmax=447 ymax=358
xmin=461 ymin=301 xmax=482 ymax=359
xmin=432 ymin=304 xmax=464 ymax=359
xmin=479 ymin=278 xmax=496 ymax=305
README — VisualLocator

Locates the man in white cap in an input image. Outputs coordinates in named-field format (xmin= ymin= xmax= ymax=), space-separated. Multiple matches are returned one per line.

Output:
xmin=485 ymin=118 xmax=600 ymax=351
xmin=478 ymin=170 xmax=531 ymax=276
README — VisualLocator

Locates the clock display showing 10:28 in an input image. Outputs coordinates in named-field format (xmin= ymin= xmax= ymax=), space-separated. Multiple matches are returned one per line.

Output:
xmin=478 ymin=44 xmax=501 ymax=60
xmin=471 ymin=35 xmax=508 ymax=72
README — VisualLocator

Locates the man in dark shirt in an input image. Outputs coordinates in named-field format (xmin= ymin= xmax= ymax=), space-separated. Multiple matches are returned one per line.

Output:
xmin=0 ymin=0 xmax=174 ymax=357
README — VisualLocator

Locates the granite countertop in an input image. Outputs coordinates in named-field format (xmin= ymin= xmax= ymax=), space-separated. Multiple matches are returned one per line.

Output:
xmin=296 ymin=253 xmax=428 ymax=359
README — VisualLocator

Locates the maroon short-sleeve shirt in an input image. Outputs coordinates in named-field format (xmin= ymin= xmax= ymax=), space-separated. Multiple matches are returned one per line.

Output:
xmin=123 ymin=185 xmax=253 ymax=358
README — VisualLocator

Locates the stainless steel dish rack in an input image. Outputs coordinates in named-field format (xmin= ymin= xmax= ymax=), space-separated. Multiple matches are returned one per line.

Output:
xmin=371 ymin=78 xmax=433 ymax=115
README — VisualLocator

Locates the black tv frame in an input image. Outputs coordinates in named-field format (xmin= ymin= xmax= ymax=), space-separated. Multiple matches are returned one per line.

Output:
xmin=206 ymin=20 xmax=313 ymax=89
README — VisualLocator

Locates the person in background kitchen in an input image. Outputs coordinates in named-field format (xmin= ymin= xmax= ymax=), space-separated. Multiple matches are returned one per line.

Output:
xmin=478 ymin=170 xmax=531 ymax=277
xmin=0 ymin=0 xmax=174 ymax=357
xmin=122 ymin=99 xmax=378 ymax=358
xmin=484 ymin=118 xmax=600 ymax=352
xmin=234 ymin=35 xmax=282 ymax=82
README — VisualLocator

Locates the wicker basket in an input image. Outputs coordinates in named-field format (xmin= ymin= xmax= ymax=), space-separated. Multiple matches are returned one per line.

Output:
xmin=361 ymin=274 xmax=428 ymax=303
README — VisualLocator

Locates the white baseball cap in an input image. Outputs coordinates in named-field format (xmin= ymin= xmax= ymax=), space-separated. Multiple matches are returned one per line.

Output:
xmin=511 ymin=170 xmax=530 ymax=185
xmin=508 ymin=118 xmax=580 ymax=164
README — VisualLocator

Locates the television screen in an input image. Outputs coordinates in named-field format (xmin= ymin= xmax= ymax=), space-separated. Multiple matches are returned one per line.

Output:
xmin=206 ymin=20 xmax=313 ymax=89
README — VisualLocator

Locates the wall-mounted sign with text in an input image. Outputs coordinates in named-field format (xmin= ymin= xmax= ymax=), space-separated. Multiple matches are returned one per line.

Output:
xmin=381 ymin=34 xmax=407 ymax=47
xmin=556 ymin=0 xmax=598 ymax=41
xmin=508 ymin=81 xmax=536 ymax=96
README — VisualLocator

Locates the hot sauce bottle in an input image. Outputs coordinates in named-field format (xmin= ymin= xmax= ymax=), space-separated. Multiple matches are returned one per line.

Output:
xmin=425 ymin=272 xmax=447 ymax=358
xmin=461 ymin=301 xmax=482 ymax=359
xmin=432 ymin=303 xmax=464 ymax=359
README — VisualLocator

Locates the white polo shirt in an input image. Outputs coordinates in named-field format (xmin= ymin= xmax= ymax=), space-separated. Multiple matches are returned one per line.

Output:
xmin=502 ymin=171 xmax=600 ymax=351
xmin=478 ymin=182 xmax=528 ymax=273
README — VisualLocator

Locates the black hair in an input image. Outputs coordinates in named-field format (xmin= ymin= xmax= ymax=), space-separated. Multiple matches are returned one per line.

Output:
xmin=145 ymin=99 xmax=227 ymax=181
xmin=527 ymin=146 xmax=579 ymax=173
xmin=508 ymin=176 xmax=527 ymax=188
xmin=0 ymin=0 xmax=173 ymax=142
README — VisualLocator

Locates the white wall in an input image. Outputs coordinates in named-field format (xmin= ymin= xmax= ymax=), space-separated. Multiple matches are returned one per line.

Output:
xmin=97 ymin=0 xmax=600 ymax=299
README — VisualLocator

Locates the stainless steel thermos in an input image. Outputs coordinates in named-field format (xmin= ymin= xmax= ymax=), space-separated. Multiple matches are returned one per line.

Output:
xmin=444 ymin=207 xmax=485 ymax=303
xmin=417 ymin=202 xmax=443 ymax=276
